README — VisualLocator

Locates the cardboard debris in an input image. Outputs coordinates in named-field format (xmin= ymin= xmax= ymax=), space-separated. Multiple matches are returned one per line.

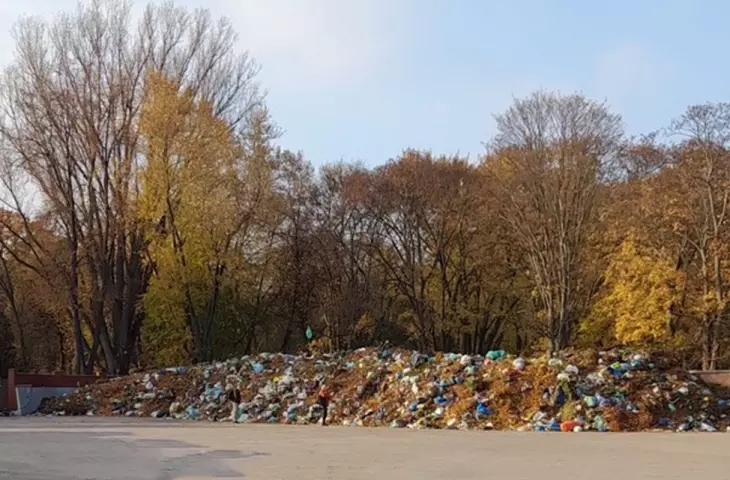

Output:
xmin=37 ymin=347 xmax=730 ymax=432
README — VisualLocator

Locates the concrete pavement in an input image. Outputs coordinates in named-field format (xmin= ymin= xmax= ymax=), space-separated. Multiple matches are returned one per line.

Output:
xmin=0 ymin=417 xmax=729 ymax=479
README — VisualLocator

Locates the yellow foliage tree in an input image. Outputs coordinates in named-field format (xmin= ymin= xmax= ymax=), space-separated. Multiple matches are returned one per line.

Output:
xmin=583 ymin=237 xmax=685 ymax=347
xmin=138 ymin=70 xmax=241 ymax=366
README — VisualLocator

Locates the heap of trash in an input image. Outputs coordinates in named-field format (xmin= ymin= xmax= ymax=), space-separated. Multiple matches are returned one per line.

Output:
xmin=37 ymin=347 xmax=730 ymax=432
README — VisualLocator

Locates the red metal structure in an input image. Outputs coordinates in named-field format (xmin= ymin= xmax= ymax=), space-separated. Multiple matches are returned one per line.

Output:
xmin=5 ymin=369 xmax=104 ymax=411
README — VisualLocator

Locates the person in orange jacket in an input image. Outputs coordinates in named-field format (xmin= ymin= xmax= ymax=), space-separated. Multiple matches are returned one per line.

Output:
xmin=317 ymin=383 xmax=333 ymax=426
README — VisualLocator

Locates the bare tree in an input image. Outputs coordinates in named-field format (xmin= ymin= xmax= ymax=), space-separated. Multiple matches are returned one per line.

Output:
xmin=487 ymin=91 xmax=623 ymax=353
xmin=272 ymin=151 xmax=319 ymax=352
xmin=667 ymin=103 xmax=730 ymax=370
xmin=309 ymin=162 xmax=384 ymax=351
xmin=0 ymin=0 xmax=262 ymax=373
xmin=361 ymin=151 xmax=493 ymax=351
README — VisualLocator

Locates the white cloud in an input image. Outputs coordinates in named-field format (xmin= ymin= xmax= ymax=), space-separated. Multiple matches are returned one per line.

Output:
xmin=215 ymin=0 xmax=400 ymax=91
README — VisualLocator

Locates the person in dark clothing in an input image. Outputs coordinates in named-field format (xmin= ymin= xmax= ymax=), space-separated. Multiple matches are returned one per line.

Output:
xmin=226 ymin=385 xmax=242 ymax=421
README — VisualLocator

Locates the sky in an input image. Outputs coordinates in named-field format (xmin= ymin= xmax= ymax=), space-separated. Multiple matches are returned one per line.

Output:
xmin=0 ymin=0 xmax=728 ymax=167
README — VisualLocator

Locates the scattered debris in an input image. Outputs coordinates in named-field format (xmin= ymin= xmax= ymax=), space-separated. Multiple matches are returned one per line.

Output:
xmin=37 ymin=348 xmax=730 ymax=432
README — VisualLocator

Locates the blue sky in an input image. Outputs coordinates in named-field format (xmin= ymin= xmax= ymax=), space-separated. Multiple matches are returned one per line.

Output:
xmin=1 ymin=0 xmax=728 ymax=166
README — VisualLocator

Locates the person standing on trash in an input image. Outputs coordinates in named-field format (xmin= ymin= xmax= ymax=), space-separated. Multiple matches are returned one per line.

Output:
xmin=225 ymin=384 xmax=242 ymax=422
xmin=317 ymin=383 xmax=334 ymax=426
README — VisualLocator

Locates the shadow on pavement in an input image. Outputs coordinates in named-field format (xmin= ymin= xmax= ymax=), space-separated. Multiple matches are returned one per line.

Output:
xmin=0 ymin=428 xmax=268 ymax=479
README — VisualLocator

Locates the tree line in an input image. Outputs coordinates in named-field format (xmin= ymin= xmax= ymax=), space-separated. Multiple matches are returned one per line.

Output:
xmin=1 ymin=0 xmax=729 ymax=375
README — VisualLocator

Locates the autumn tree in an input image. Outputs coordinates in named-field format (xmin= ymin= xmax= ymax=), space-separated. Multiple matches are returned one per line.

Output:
xmin=0 ymin=210 xmax=70 ymax=372
xmin=4 ymin=2 xmax=730 ymax=373
xmin=268 ymin=151 xmax=320 ymax=352
xmin=204 ymin=108 xmax=283 ymax=359
xmin=355 ymin=151 xmax=515 ymax=352
xmin=664 ymin=103 xmax=730 ymax=369
xmin=306 ymin=162 xmax=387 ymax=351
xmin=0 ymin=0 xmax=262 ymax=373
xmin=584 ymin=113 xmax=730 ymax=368
xmin=486 ymin=91 xmax=623 ymax=354
xmin=583 ymin=236 xmax=685 ymax=348
xmin=138 ymin=71 xmax=278 ymax=365
xmin=362 ymin=152 xmax=457 ymax=350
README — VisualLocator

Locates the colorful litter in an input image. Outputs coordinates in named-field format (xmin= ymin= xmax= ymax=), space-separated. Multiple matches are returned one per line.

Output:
xmin=37 ymin=347 xmax=730 ymax=432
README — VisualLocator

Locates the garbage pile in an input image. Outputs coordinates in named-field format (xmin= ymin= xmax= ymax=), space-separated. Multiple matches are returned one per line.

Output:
xmin=37 ymin=347 xmax=730 ymax=432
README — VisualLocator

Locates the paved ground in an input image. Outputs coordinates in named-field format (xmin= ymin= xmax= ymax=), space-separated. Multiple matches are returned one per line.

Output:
xmin=1 ymin=418 xmax=729 ymax=480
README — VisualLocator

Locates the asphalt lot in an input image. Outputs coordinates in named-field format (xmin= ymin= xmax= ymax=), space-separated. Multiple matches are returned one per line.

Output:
xmin=1 ymin=417 xmax=729 ymax=479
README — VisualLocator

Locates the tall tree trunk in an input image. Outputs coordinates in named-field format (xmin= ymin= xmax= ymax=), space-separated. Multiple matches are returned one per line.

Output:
xmin=711 ymin=252 xmax=723 ymax=370
xmin=701 ymin=312 xmax=713 ymax=371
xmin=68 ymin=209 xmax=84 ymax=375
xmin=112 ymin=233 xmax=127 ymax=375
xmin=699 ymin=255 xmax=714 ymax=371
